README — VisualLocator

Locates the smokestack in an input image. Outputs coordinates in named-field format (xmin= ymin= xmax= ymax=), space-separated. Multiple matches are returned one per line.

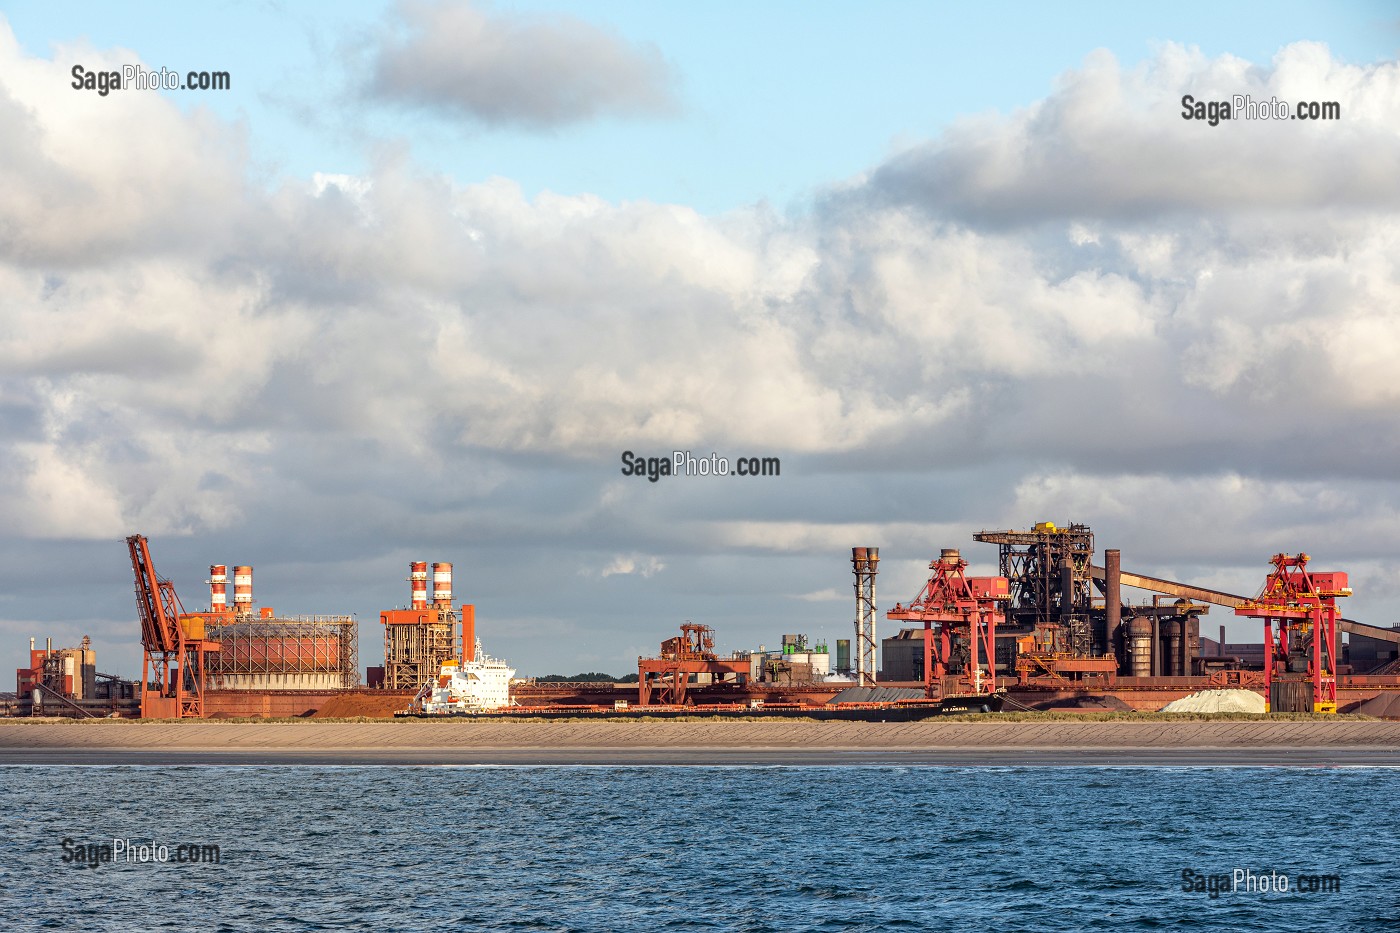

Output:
xmin=1220 ymin=624 xmax=1225 ymax=657
xmin=209 ymin=565 xmax=228 ymax=613
xmin=851 ymin=547 xmax=879 ymax=686
xmin=432 ymin=562 xmax=452 ymax=608
xmin=410 ymin=562 xmax=428 ymax=610
xmin=868 ymin=547 xmax=879 ymax=657
xmin=1105 ymin=549 xmax=1121 ymax=637
xmin=233 ymin=566 xmax=253 ymax=615
xmin=461 ymin=604 xmax=475 ymax=662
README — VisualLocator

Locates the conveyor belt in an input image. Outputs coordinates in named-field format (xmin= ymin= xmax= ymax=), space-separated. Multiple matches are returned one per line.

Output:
xmin=1089 ymin=565 xmax=1400 ymax=644
xmin=1089 ymin=565 xmax=1248 ymax=607
xmin=1338 ymin=618 xmax=1400 ymax=645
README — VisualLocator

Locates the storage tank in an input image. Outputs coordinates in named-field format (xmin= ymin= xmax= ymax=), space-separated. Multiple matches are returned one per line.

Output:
xmin=204 ymin=616 xmax=359 ymax=690
xmin=1163 ymin=619 xmax=1183 ymax=676
xmin=1127 ymin=617 xmax=1152 ymax=678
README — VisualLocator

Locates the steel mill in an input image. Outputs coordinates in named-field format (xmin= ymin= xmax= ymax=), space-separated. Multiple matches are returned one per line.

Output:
xmin=5 ymin=520 xmax=1400 ymax=718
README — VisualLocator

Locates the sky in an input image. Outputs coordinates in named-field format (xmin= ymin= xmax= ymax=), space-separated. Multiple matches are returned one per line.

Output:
xmin=1 ymin=1 xmax=1399 ymax=680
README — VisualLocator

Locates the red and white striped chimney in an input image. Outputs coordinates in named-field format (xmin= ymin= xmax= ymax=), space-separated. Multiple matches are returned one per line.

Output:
xmin=409 ymin=561 xmax=429 ymax=610
xmin=432 ymin=562 xmax=452 ymax=608
xmin=209 ymin=565 xmax=228 ymax=613
xmin=233 ymin=565 xmax=253 ymax=615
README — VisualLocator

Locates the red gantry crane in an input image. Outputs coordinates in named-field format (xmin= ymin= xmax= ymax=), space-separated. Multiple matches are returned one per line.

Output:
xmin=128 ymin=534 xmax=219 ymax=718
xmin=1234 ymin=553 xmax=1349 ymax=714
xmin=887 ymin=548 xmax=1008 ymax=699
xmin=637 ymin=623 xmax=749 ymax=705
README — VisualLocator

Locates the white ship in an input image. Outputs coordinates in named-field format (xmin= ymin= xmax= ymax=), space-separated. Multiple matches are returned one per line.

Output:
xmin=411 ymin=641 xmax=516 ymax=714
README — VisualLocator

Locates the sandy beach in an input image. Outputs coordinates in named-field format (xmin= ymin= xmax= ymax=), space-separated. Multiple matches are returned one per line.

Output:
xmin=2 ymin=719 xmax=1399 ymax=765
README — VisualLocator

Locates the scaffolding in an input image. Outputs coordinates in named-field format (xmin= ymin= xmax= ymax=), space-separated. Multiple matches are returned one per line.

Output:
xmin=974 ymin=522 xmax=1099 ymax=656
xmin=381 ymin=610 xmax=457 ymax=691
xmin=206 ymin=615 xmax=359 ymax=690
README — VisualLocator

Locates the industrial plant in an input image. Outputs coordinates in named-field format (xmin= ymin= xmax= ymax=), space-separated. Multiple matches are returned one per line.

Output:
xmin=5 ymin=521 xmax=1400 ymax=718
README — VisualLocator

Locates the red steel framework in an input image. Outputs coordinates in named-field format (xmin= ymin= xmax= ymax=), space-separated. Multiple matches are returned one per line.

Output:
xmin=638 ymin=623 xmax=748 ymax=705
xmin=1234 ymin=553 xmax=1349 ymax=713
xmin=127 ymin=534 xmax=219 ymax=718
xmin=887 ymin=549 xmax=1008 ymax=699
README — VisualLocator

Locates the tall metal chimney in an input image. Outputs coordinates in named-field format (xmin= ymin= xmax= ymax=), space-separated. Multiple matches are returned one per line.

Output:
xmin=852 ymin=547 xmax=880 ymax=686
xmin=432 ymin=562 xmax=453 ymax=609
xmin=1105 ymin=549 xmax=1121 ymax=639
xmin=209 ymin=565 xmax=228 ymax=613
xmin=461 ymin=604 xmax=476 ymax=662
xmin=410 ymin=562 xmax=429 ymax=610
xmin=233 ymin=566 xmax=253 ymax=615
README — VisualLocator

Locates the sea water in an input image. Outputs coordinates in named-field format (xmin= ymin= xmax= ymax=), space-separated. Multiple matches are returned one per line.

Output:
xmin=1 ymin=765 xmax=1396 ymax=931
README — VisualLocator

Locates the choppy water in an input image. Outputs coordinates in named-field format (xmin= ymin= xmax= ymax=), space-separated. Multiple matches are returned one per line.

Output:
xmin=1 ymin=765 xmax=1397 ymax=931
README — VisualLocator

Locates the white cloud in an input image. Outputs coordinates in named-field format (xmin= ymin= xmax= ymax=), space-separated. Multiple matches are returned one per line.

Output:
xmin=792 ymin=588 xmax=844 ymax=602
xmin=598 ymin=554 xmax=666 ymax=578
xmin=4 ymin=24 xmax=1400 ymax=674
xmin=872 ymin=42 xmax=1400 ymax=221
xmin=366 ymin=0 xmax=678 ymax=128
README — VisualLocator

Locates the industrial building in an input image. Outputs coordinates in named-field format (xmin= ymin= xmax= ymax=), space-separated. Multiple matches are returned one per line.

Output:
xmin=7 ymin=635 xmax=139 ymax=718
xmin=7 ymin=520 xmax=1400 ymax=717
xmin=4 ymin=536 xmax=491 ymax=719
xmin=380 ymin=561 xmax=475 ymax=691
xmin=198 ymin=565 xmax=360 ymax=692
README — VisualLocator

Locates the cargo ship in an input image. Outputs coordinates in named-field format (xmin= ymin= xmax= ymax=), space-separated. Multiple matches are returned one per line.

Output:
xmin=405 ymin=642 xmax=515 ymax=715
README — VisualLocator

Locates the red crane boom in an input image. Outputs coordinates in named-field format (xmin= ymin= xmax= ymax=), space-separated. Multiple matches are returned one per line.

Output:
xmin=128 ymin=534 xmax=216 ymax=718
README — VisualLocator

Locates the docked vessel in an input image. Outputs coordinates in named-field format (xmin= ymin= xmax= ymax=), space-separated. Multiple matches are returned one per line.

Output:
xmin=404 ymin=641 xmax=515 ymax=715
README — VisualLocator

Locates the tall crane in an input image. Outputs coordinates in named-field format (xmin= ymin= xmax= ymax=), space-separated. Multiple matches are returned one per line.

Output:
xmin=128 ymin=534 xmax=217 ymax=718
xmin=886 ymin=548 xmax=1008 ymax=699
xmin=1234 ymin=553 xmax=1349 ymax=713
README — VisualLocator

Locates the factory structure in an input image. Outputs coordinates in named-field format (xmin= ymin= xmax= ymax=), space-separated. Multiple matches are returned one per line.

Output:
xmin=5 ymin=536 xmax=475 ymax=718
xmin=874 ymin=522 xmax=1400 ymax=713
xmin=5 ymin=520 xmax=1400 ymax=717
xmin=378 ymin=561 xmax=477 ymax=691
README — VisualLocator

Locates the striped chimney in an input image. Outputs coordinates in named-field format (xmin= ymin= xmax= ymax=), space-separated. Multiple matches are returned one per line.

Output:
xmin=209 ymin=565 xmax=228 ymax=612
xmin=409 ymin=561 xmax=429 ymax=610
xmin=233 ymin=565 xmax=253 ymax=615
xmin=432 ymin=562 xmax=452 ymax=608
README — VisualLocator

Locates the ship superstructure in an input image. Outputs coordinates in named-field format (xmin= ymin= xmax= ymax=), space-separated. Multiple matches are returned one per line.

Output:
xmin=411 ymin=641 xmax=515 ymax=714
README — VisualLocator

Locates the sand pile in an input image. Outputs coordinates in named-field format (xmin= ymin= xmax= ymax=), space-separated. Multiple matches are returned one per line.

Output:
xmin=1161 ymin=689 xmax=1266 ymax=714
xmin=1357 ymin=693 xmax=1400 ymax=719
xmin=312 ymin=694 xmax=411 ymax=718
